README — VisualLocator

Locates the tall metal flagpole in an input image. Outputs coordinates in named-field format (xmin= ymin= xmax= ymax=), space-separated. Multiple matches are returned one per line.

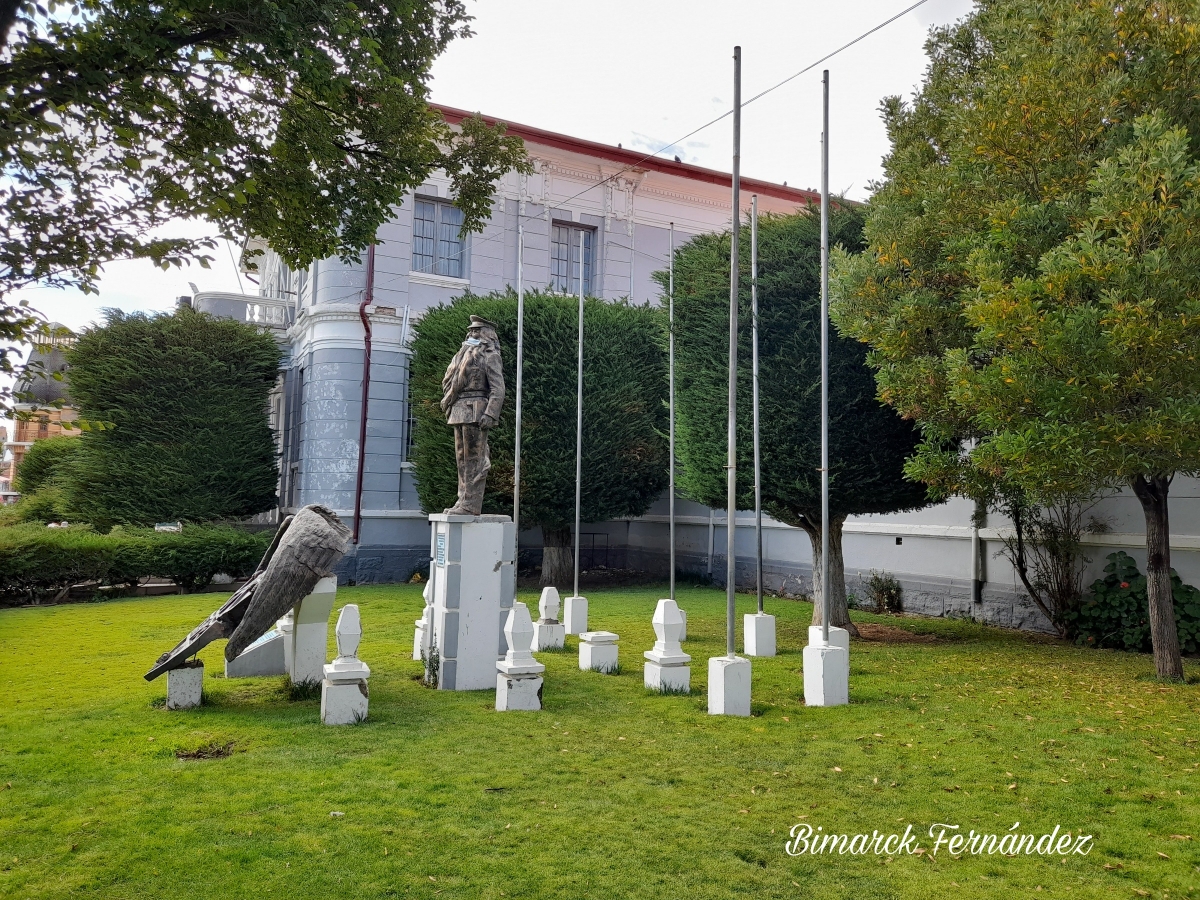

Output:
xmin=726 ymin=46 xmax=741 ymax=658
xmin=573 ymin=231 xmax=585 ymax=601
xmin=513 ymin=222 xmax=525 ymax=575
xmin=669 ymin=222 xmax=676 ymax=605
xmin=820 ymin=69 xmax=831 ymax=644
xmin=751 ymin=194 xmax=762 ymax=615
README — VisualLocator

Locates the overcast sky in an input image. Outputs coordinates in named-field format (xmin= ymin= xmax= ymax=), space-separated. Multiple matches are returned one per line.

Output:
xmin=5 ymin=0 xmax=973 ymax=398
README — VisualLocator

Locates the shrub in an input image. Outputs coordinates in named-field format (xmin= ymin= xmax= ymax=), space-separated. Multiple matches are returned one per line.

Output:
xmin=1072 ymin=552 xmax=1200 ymax=655
xmin=12 ymin=435 xmax=81 ymax=494
xmin=0 ymin=524 xmax=272 ymax=605
xmin=865 ymin=570 xmax=903 ymax=614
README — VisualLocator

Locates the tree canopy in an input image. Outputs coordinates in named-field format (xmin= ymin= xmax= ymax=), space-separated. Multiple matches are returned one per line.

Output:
xmin=410 ymin=291 xmax=669 ymax=586
xmin=0 ymin=0 xmax=529 ymax=410
xmin=63 ymin=307 xmax=282 ymax=528
xmin=666 ymin=205 xmax=927 ymax=630
xmin=831 ymin=0 xmax=1200 ymax=678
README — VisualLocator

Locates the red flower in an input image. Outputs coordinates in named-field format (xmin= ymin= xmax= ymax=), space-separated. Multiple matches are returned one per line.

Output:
xmin=1120 ymin=582 xmax=1130 ymax=589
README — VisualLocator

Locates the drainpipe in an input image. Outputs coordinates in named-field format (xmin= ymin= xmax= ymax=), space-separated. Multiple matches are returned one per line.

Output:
xmin=352 ymin=244 xmax=376 ymax=545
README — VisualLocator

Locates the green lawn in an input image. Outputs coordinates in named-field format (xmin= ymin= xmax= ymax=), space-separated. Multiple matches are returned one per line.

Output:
xmin=1 ymin=584 xmax=1197 ymax=899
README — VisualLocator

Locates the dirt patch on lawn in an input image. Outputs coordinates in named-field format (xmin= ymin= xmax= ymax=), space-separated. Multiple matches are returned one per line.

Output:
xmin=853 ymin=623 xmax=939 ymax=644
xmin=175 ymin=740 xmax=237 ymax=760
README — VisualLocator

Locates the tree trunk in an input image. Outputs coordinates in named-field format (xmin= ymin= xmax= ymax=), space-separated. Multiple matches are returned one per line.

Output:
xmin=801 ymin=514 xmax=858 ymax=637
xmin=1130 ymin=474 xmax=1184 ymax=681
xmin=541 ymin=526 xmax=575 ymax=589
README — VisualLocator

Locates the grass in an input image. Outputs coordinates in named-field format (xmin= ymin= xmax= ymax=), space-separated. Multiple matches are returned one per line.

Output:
xmin=0 ymin=583 xmax=1198 ymax=900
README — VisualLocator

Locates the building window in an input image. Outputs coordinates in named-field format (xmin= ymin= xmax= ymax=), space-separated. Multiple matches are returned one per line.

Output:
xmin=412 ymin=198 xmax=465 ymax=278
xmin=551 ymin=224 xmax=594 ymax=296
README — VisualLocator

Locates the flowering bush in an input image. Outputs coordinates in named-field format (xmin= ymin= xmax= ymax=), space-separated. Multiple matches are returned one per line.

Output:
xmin=1071 ymin=551 xmax=1200 ymax=654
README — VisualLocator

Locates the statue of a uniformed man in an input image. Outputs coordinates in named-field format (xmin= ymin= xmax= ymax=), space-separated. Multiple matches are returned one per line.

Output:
xmin=440 ymin=315 xmax=505 ymax=516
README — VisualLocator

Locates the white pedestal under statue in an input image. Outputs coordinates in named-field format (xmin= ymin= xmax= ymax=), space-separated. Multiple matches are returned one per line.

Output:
xmin=533 ymin=586 xmax=565 ymax=651
xmin=707 ymin=655 xmax=751 ymax=716
xmin=322 ymin=605 xmax=371 ymax=725
xmin=428 ymin=513 xmax=515 ymax=690
xmin=744 ymin=612 xmax=776 ymax=657
xmin=803 ymin=628 xmax=849 ymax=707
xmin=496 ymin=602 xmax=545 ymax=712
xmin=644 ymin=599 xmax=691 ymax=692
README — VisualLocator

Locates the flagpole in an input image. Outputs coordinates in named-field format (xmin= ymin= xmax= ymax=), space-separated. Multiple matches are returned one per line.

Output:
xmin=513 ymin=222 xmax=525 ymax=579
xmin=820 ymin=69 xmax=830 ymax=644
xmin=573 ymin=231 xmax=585 ymax=601
xmin=668 ymin=221 xmax=676 ymax=605
xmin=751 ymin=194 xmax=762 ymax=615
xmin=725 ymin=45 xmax=741 ymax=658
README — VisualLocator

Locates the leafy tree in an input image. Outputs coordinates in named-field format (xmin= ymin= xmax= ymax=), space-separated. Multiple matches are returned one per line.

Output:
xmin=0 ymin=0 xmax=530 ymax=412
xmin=410 ymin=291 xmax=668 ymax=587
xmin=667 ymin=206 xmax=927 ymax=632
xmin=63 ymin=307 xmax=282 ymax=528
xmin=13 ymin=434 xmax=78 ymax=496
xmin=831 ymin=0 xmax=1200 ymax=679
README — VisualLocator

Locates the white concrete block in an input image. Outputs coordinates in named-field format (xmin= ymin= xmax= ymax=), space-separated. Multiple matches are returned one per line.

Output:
xmin=563 ymin=595 xmax=588 ymax=635
xmin=579 ymin=631 xmax=619 ymax=672
xmin=413 ymin=580 xmax=433 ymax=661
xmin=166 ymin=661 xmax=203 ymax=710
xmin=744 ymin=613 xmax=777 ymax=657
xmin=707 ymin=655 xmax=751 ymax=716
xmin=291 ymin=576 xmax=337 ymax=685
xmin=538 ymin=586 xmax=561 ymax=621
xmin=320 ymin=679 xmax=369 ymax=724
xmin=225 ymin=629 xmax=286 ymax=678
xmin=644 ymin=660 xmax=691 ymax=692
xmin=497 ymin=603 xmax=545 ymax=676
xmin=808 ymin=625 xmax=850 ymax=683
xmin=495 ymin=673 xmax=543 ymax=711
xmin=533 ymin=621 xmax=565 ymax=650
xmin=679 ymin=608 xmax=687 ymax=641
xmin=803 ymin=642 xmax=849 ymax=707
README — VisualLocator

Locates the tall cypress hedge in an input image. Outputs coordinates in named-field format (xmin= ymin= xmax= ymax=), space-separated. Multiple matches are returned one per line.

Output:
xmin=64 ymin=308 xmax=282 ymax=527
xmin=664 ymin=206 xmax=927 ymax=630
xmin=410 ymin=290 xmax=668 ymax=586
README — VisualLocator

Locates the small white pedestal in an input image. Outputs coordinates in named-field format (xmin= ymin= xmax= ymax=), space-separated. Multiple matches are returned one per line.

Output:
xmin=707 ymin=655 xmax=751 ymax=716
xmin=678 ymin=608 xmax=687 ymax=641
xmin=803 ymin=640 xmax=849 ymax=707
xmin=496 ymin=602 xmax=545 ymax=712
xmin=167 ymin=660 xmax=203 ymax=709
xmin=322 ymin=605 xmax=371 ymax=725
xmin=808 ymin=625 xmax=850 ymax=683
xmin=579 ymin=631 xmax=619 ymax=673
xmin=644 ymin=599 xmax=691 ymax=692
xmin=563 ymin=595 xmax=588 ymax=635
xmin=533 ymin=586 xmax=566 ymax=650
xmin=744 ymin=613 xmax=776 ymax=657
xmin=428 ymin=513 xmax=515 ymax=690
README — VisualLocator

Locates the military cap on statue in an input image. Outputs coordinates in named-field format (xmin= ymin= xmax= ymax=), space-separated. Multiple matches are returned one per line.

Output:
xmin=468 ymin=315 xmax=499 ymax=331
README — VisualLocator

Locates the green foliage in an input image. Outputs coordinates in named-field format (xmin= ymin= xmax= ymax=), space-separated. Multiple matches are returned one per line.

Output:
xmin=13 ymin=435 xmax=80 ymax=494
xmin=865 ymin=570 xmax=904 ymax=614
xmin=1073 ymin=552 xmax=1200 ymax=655
xmin=63 ymin=308 xmax=282 ymax=527
xmin=830 ymin=0 xmax=1200 ymax=504
xmin=0 ymin=0 xmax=530 ymax=292
xmin=665 ymin=205 xmax=927 ymax=528
xmin=410 ymin=291 xmax=668 ymax=529
xmin=0 ymin=523 xmax=271 ymax=604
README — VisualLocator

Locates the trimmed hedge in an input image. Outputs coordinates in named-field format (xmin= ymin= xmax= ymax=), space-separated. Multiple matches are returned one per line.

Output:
xmin=0 ymin=524 xmax=273 ymax=605
xmin=1072 ymin=551 xmax=1200 ymax=654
